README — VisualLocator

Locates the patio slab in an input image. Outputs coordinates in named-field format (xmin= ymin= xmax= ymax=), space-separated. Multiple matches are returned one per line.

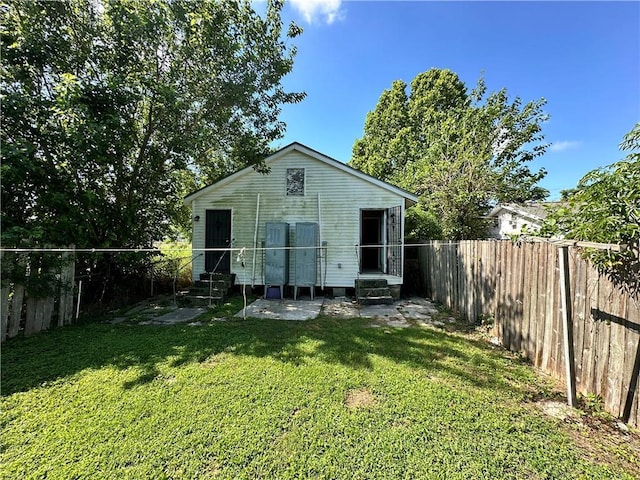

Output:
xmin=358 ymin=304 xmax=401 ymax=318
xmin=322 ymin=297 xmax=360 ymax=318
xmin=235 ymin=298 xmax=325 ymax=321
xmin=150 ymin=307 xmax=207 ymax=325
xmin=234 ymin=296 xmax=443 ymax=325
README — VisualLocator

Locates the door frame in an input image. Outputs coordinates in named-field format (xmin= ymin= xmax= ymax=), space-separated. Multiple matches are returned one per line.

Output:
xmin=360 ymin=209 xmax=387 ymax=273
xmin=359 ymin=206 xmax=403 ymax=276
xmin=204 ymin=209 xmax=232 ymax=274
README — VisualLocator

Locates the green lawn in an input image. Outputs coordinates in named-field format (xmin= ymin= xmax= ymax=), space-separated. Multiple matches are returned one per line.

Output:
xmin=1 ymin=302 xmax=636 ymax=479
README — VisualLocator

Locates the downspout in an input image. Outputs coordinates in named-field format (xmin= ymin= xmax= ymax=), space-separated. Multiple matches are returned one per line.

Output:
xmin=382 ymin=210 xmax=387 ymax=274
xmin=401 ymin=202 xmax=406 ymax=279
xmin=251 ymin=193 xmax=260 ymax=287
xmin=192 ymin=199 xmax=197 ymax=282
xmin=317 ymin=193 xmax=324 ymax=290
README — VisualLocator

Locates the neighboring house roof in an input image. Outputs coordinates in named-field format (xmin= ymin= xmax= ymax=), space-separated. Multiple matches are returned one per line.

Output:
xmin=184 ymin=142 xmax=419 ymax=207
xmin=487 ymin=202 xmax=560 ymax=223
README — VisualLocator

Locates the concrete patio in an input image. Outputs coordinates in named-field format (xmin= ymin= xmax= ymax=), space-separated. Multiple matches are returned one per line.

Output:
xmin=235 ymin=296 xmax=456 ymax=327
xmin=110 ymin=295 xmax=456 ymax=328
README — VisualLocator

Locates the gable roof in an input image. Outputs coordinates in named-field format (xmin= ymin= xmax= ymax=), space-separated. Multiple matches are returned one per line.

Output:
xmin=487 ymin=202 xmax=560 ymax=222
xmin=184 ymin=142 xmax=419 ymax=206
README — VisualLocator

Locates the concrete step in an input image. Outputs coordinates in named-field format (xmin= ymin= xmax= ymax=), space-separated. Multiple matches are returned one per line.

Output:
xmin=359 ymin=287 xmax=391 ymax=297
xmin=195 ymin=279 xmax=232 ymax=289
xmin=355 ymin=279 xmax=388 ymax=289
xmin=189 ymin=286 xmax=225 ymax=296
xmin=355 ymin=278 xmax=394 ymax=305
xmin=358 ymin=295 xmax=394 ymax=305
xmin=199 ymin=273 xmax=235 ymax=283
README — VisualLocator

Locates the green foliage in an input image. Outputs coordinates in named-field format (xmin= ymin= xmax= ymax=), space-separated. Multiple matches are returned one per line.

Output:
xmin=2 ymin=317 xmax=634 ymax=478
xmin=542 ymin=123 xmax=640 ymax=295
xmin=350 ymin=69 xmax=548 ymax=240
xmin=404 ymin=204 xmax=442 ymax=241
xmin=151 ymin=240 xmax=193 ymax=290
xmin=1 ymin=0 xmax=304 ymax=301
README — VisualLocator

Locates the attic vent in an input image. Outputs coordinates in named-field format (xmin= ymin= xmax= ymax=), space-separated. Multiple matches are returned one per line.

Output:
xmin=286 ymin=168 xmax=305 ymax=196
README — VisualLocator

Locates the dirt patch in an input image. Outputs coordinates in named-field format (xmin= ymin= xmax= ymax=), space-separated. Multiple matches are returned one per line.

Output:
xmin=345 ymin=388 xmax=377 ymax=409
xmin=537 ymin=400 xmax=580 ymax=421
xmin=566 ymin=416 xmax=640 ymax=477
xmin=322 ymin=299 xmax=360 ymax=318
xmin=535 ymin=399 xmax=640 ymax=476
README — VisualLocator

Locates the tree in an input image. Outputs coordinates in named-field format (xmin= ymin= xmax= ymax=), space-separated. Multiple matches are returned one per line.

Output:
xmin=350 ymin=68 xmax=548 ymax=240
xmin=1 ymin=0 xmax=304 ymax=304
xmin=352 ymin=80 xmax=411 ymax=180
xmin=542 ymin=123 xmax=640 ymax=295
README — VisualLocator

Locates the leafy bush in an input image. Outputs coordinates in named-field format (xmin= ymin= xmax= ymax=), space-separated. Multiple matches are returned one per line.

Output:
xmin=542 ymin=123 xmax=640 ymax=296
xmin=150 ymin=240 xmax=193 ymax=292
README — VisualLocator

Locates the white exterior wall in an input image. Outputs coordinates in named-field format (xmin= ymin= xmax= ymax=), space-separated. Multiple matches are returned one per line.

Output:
xmin=190 ymin=150 xmax=407 ymax=287
xmin=488 ymin=211 xmax=543 ymax=239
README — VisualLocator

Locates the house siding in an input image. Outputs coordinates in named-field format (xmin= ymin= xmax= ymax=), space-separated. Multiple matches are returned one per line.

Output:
xmin=488 ymin=210 xmax=543 ymax=239
xmin=190 ymin=150 xmax=407 ymax=287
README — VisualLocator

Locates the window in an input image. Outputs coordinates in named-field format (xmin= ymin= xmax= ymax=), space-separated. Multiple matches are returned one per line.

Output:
xmin=286 ymin=168 xmax=305 ymax=196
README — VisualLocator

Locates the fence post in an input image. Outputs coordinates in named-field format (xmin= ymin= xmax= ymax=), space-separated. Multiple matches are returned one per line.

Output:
xmin=58 ymin=246 xmax=76 ymax=326
xmin=558 ymin=246 xmax=578 ymax=408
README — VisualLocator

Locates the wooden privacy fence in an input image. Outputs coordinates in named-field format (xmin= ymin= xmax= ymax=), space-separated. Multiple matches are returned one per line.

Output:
xmin=418 ymin=240 xmax=640 ymax=427
xmin=1 ymin=249 xmax=76 ymax=342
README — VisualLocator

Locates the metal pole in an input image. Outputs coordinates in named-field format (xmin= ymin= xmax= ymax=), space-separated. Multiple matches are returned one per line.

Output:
xmin=75 ymin=280 xmax=82 ymax=320
xmin=209 ymin=271 xmax=213 ymax=308
xmin=252 ymin=193 xmax=260 ymax=287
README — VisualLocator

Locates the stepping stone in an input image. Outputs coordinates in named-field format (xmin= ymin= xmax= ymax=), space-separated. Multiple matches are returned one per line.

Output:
xmin=359 ymin=304 xmax=399 ymax=318
xmin=153 ymin=307 xmax=206 ymax=325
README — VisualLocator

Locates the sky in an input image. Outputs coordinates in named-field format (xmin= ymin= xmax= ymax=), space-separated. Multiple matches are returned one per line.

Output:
xmin=266 ymin=1 xmax=639 ymax=200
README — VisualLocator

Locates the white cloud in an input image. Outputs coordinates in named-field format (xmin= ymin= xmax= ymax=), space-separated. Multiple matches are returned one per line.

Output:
xmin=550 ymin=140 xmax=581 ymax=152
xmin=289 ymin=0 xmax=344 ymax=25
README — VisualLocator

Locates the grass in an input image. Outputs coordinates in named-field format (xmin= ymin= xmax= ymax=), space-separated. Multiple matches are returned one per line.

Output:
xmin=1 ymin=298 xmax=637 ymax=479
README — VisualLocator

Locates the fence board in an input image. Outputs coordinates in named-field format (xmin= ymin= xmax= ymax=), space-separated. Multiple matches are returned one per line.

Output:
xmin=496 ymin=241 xmax=505 ymax=343
xmin=534 ymin=243 xmax=548 ymax=368
xmin=1 ymin=287 xmax=8 ymax=342
xmin=515 ymin=243 xmax=525 ymax=354
xmin=521 ymin=242 xmax=532 ymax=357
xmin=2 ymin=246 xmax=76 ymax=341
xmin=583 ymin=265 xmax=599 ymax=394
xmin=594 ymin=275 xmax=612 ymax=398
xmin=572 ymin=251 xmax=587 ymax=391
xmin=552 ymin=247 xmax=564 ymax=379
xmin=42 ymin=296 xmax=55 ymax=330
xmin=464 ymin=241 xmax=470 ymax=320
xmin=7 ymin=284 xmax=24 ymax=339
xmin=542 ymin=244 xmax=555 ymax=372
xmin=529 ymin=242 xmax=540 ymax=359
xmin=622 ymin=295 xmax=640 ymax=423
xmin=24 ymin=296 xmax=38 ymax=336
xmin=607 ymin=288 xmax=625 ymax=418
xmin=501 ymin=243 xmax=513 ymax=348
xmin=58 ymin=252 xmax=76 ymax=326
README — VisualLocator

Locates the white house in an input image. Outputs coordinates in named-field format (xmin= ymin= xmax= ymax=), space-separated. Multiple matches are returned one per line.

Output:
xmin=486 ymin=202 xmax=557 ymax=239
xmin=183 ymin=142 xmax=418 ymax=296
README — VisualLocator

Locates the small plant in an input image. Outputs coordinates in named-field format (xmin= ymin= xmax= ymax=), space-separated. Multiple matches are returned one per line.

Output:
xmin=581 ymin=393 xmax=615 ymax=421
xmin=583 ymin=393 xmax=605 ymax=413
xmin=479 ymin=313 xmax=495 ymax=327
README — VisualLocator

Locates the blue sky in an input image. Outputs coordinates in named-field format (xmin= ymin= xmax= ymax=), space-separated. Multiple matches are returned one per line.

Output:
xmin=269 ymin=1 xmax=639 ymax=200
